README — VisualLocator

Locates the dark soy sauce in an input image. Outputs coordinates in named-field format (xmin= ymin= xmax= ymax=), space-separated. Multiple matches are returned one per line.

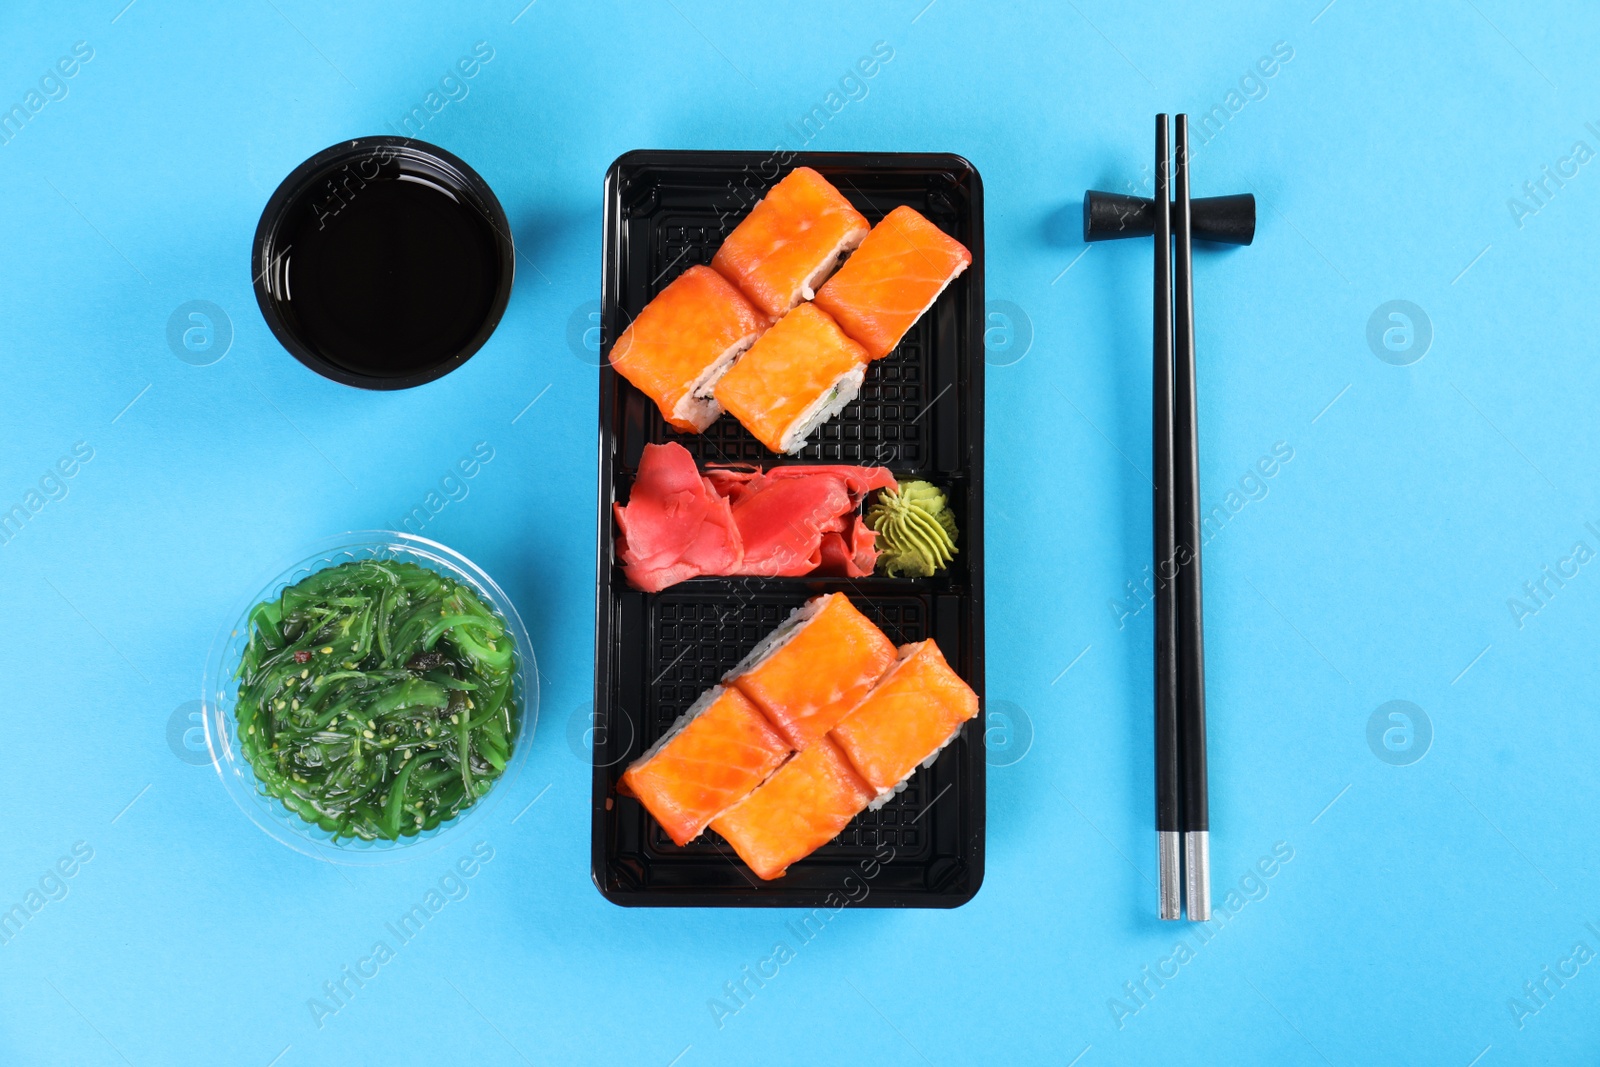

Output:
xmin=282 ymin=168 xmax=502 ymax=378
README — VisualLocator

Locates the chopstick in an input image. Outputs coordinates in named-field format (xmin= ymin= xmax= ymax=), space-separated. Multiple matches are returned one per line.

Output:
xmin=1172 ymin=115 xmax=1211 ymax=921
xmin=1084 ymin=116 xmax=1246 ymax=921
xmin=1152 ymin=115 xmax=1182 ymax=922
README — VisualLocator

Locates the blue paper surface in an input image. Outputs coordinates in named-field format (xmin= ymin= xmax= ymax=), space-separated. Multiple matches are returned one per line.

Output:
xmin=1 ymin=1 xmax=1596 ymax=1063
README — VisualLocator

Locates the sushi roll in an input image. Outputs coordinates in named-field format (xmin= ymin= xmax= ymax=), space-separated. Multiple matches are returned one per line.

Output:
xmin=619 ymin=686 xmax=790 ymax=846
xmin=710 ymin=737 xmax=873 ymax=880
xmin=609 ymin=265 xmax=767 ymax=433
xmin=711 ymin=167 xmax=870 ymax=319
xmin=812 ymin=205 xmax=972 ymax=360
xmin=830 ymin=639 xmax=979 ymax=808
xmin=726 ymin=592 xmax=896 ymax=749
xmin=712 ymin=303 xmax=869 ymax=455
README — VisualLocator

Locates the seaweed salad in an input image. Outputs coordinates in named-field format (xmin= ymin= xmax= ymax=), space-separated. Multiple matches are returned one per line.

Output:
xmin=234 ymin=559 xmax=518 ymax=840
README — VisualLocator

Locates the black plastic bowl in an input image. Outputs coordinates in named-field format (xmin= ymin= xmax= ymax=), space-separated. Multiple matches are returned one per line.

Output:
xmin=252 ymin=137 xmax=515 ymax=391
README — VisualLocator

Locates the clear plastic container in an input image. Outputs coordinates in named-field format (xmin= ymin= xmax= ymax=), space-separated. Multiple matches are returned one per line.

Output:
xmin=203 ymin=532 xmax=536 ymax=865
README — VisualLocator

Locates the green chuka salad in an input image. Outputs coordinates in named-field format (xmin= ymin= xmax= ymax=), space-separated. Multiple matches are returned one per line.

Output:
xmin=234 ymin=560 xmax=518 ymax=841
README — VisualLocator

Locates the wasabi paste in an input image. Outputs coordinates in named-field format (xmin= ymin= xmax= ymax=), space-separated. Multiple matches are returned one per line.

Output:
xmin=867 ymin=481 xmax=958 ymax=578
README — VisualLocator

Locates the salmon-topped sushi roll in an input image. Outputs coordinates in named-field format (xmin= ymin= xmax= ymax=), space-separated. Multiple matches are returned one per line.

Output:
xmin=712 ymin=303 xmax=869 ymax=455
xmin=619 ymin=686 xmax=790 ymax=846
xmin=710 ymin=737 xmax=873 ymax=880
xmin=813 ymin=205 xmax=972 ymax=359
xmin=609 ymin=265 xmax=767 ymax=433
xmin=711 ymin=167 xmax=870 ymax=319
xmin=830 ymin=640 xmax=979 ymax=808
xmin=726 ymin=592 xmax=896 ymax=749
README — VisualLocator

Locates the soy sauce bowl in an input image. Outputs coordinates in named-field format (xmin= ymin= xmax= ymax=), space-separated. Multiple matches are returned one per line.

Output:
xmin=252 ymin=137 xmax=516 ymax=390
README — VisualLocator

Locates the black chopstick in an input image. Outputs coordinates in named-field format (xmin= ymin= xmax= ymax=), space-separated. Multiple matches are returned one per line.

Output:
xmin=1084 ymin=116 xmax=1248 ymax=921
xmin=1152 ymin=115 xmax=1182 ymax=922
xmin=1172 ymin=115 xmax=1211 ymax=921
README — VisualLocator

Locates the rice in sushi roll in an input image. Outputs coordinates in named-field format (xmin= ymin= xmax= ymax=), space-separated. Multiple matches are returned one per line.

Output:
xmin=813 ymin=205 xmax=972 ymax=360
xmin=725 ymin=592 xmax=896 ymax=750
xmin=712 ymin=303 xmax=869 ymax=455
xmin=619 ymin=685 xmax=791 ymax=846
xmin=711 ymin=166 xmax=870 ymax=319
xmin=830 ymin=639 xmax=979 ymax=809
xmin=609 ymin=265 xmax=767 ymax=433
xmin=710 ymin=737 xmax=874 ymax=880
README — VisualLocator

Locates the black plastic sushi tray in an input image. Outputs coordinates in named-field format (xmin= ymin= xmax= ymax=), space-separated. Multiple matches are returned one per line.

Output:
xmin=593 ymin=150 xmax=985 ymax=907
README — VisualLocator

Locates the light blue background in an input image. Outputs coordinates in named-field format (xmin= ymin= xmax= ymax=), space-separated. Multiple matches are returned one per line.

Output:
xmin=1 ymin=1 xmax=1596 ymax=1064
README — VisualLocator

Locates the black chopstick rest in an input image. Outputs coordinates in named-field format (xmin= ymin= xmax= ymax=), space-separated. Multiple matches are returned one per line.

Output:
xmin=1081 ymin=190 xmax=1255 ymax=245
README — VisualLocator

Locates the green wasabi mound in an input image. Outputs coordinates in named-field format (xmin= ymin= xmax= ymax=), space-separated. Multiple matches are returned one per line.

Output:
xmin=867 ymin=481 xmax=959 ymax=578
